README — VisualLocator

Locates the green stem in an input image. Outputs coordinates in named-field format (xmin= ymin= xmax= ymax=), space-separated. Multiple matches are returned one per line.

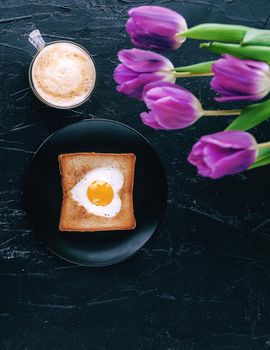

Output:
xmin=226 ymin=99 xmax=270 ymax=131
xmin=175 ymin=72 xmax=214 ymax=78
xmin=204 ymin=109 xmax=241 ymax=116
xmin=174 ymin=61 xmax=215 ymax=74
xmin=249 ymin=152 xmax=270 ymax=170
xmin=258 ymin=141 xmax=270 ymax=149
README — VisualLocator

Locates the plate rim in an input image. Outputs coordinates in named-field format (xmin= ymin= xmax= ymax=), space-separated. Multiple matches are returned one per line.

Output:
xmin=25 ymin=118 xmax=167 ymax=267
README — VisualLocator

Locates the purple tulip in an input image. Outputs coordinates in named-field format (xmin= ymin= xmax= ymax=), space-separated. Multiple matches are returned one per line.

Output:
xmin=126 ymin=6 xmax=187 ymax=50
xmin=114 ymin=48 xmax=175 ymax=99
xmin=188 ymin=131 xmax=258 ymax=179
xmin=211 ymin=55 xmax=270 ymax=102
xmin=140 ymin=81 xmax=203 ymax=130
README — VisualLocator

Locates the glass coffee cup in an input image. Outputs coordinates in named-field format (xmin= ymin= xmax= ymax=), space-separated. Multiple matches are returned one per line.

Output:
xmin=28 ymin=30 xmax=96 ymax=109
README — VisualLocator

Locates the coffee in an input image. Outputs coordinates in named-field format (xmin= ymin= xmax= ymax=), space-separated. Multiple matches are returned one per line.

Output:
xmin=30 ymin=42 xmax=96 ymax=108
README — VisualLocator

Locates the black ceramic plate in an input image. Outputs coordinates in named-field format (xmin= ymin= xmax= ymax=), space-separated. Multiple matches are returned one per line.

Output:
xmin=24 ymin=119 xmax=167 ymax=266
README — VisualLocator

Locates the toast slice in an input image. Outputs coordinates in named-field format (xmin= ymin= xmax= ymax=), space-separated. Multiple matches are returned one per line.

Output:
xmin=58 ymin=152 xmax=136 ymax=232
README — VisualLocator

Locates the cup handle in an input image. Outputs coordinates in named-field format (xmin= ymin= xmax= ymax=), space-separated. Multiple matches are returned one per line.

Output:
xmin=29 ymin=29 xmax=45 ymax=52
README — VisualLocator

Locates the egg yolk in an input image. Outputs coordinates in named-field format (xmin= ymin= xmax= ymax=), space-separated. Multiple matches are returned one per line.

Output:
xmin=87 ymin=181 xmax=114 ymax=206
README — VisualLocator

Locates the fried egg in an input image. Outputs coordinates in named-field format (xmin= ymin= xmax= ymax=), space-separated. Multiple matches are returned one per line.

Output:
xmin=71 ymin=167 xmax=124 ymax=217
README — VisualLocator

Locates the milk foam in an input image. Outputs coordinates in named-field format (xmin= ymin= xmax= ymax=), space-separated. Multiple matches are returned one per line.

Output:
xmin=31 ymin=42 xmax=96 ymax=108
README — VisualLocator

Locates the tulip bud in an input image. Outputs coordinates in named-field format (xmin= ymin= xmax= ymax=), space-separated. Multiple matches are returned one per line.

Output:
xmin=188 ymin=130 xmax=258 ymax=179
xmin=113 ymin=49 xmax=176 ymax=99
xmin=140 ymin=82 xmax=203 ymax=129
xmin=211 ymin=55 xmax=270 ymax=102
xmin=126 ymin=6 xmax=188 ymax=50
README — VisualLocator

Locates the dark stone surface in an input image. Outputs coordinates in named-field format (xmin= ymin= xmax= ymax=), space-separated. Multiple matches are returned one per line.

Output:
xmin=1 ymin=0 xmax=270 ymax=349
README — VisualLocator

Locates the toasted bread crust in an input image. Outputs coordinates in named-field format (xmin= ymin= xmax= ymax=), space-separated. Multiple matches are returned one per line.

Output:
xmin=58 ymin=153 xmax=136 ymax=232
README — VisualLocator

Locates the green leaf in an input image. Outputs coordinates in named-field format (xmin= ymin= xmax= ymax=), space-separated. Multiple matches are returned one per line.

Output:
xmin=226 ymin=99 xmax=270 ymax=131
xmin=201 ymin=42 xmax=270 ymax=63
xmin=258 ymin=145 xmax=270 ymax=158
xmin=249 ymin=143 xmax=270 ymax=170
xmin=174 ymin=61 xmax=214 ymax=74
xmin=249 ymin=152 xmax=270 ymax=170
xmin=181 ymin=24 xmax=249 ymax=42
xmin=242 ymin=28 xmax=270 ymax=46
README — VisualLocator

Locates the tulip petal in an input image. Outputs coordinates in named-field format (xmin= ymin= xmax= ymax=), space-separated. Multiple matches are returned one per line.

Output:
xmin=142 ymin=81 xmax=179 ymax=99
xmin=210 ymin=149 xmax=256 ymax=178
xmin=203 ymin=143 xmax=236 ymax=168
xmin=201 ymin=130 xmax=257 ymax=149
xmin=214 ymin=94 xmax=262 ymax=102
xmin=116 ymin=73 xmax=163 ymax=99
xmin=132 ymin=32 xmax=180 ymax=50
xmin=126 ymin=18 xmax=179 ymax=50
xmin=188 ymin=142 xmax=211 ymax=177
xmin=118 ymin=48 xmax=173 ymax=73
xmin=114 ymin=51 xmax=175 ymax=99
xmin=140 ymin=111 xmax=164 ymax=129
xmin=188 ymin=130 xmax=258 ymax=179
xmin=222 ymin=54 xmax=269 ymax=71
xmin=151 ymin=96 xmax=201 ymax=129
xmin=142 ymin=81 xmax=201 ymax=109
xmin=211 ymin=54 xmax=270 ymax=102
xmin=128 ymin=6 xmax=187 ymax=37
xmin=126 ymin=6 xmax=187 ymax=50
xmin=141 ymin=81 xmax=203 ymax=130
xmin=113 ymin=64 xmax=138 ymax=84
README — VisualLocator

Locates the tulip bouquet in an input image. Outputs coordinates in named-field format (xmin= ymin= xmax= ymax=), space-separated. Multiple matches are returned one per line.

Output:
xmin=114 ymin=5 xmax=270 ymax=179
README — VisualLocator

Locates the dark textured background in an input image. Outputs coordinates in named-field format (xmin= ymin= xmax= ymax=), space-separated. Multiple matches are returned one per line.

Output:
xmin=1 ymin=1 xmax=270 ymax=349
